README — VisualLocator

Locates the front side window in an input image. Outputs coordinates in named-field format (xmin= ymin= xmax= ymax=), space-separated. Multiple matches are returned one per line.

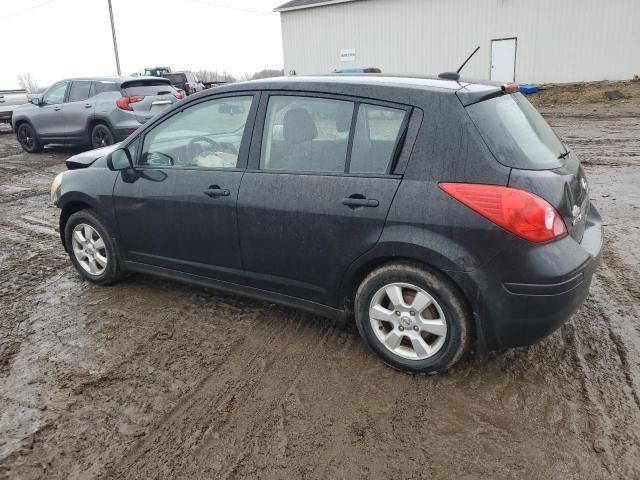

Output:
xmin=139 ymin=95 xmax=253 ymax=169
xmin=42 ymin=82 xmax=69 ymax=105
xmin=68 ymin=81 xmax=92 ymax=102
xmin=261 ymin=96 xmax=354 ymax=173
xmin=260 ymin=95 xmax=407 ymax=174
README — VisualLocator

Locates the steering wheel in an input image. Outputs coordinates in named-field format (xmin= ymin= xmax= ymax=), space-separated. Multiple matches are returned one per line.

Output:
xmin=143 ymin=151 xmax=174 ymax=167
xmin=188 ymin=136 xmax=220 ymax=159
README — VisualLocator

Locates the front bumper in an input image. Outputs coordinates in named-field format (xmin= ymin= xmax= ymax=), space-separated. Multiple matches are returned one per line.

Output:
xmin=466 ymin=204 xmax=603 ymax=351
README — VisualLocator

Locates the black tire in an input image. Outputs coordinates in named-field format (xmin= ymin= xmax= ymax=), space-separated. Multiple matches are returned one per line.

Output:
xmin=64 ymin=209 xmax=123 ymax=285
xmin=16 ymin=123 xmax=43 ymax=153
xmin=90 ymin=123 xmax=115 ymax=149
xmin=355 ymin=263 xmax=471 ymax=374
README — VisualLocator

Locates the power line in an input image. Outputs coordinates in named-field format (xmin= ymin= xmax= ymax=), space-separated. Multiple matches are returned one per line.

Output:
xmin=184 ymin=0 xmax=277 ymax=15
xmin=0 ymin=0 xmax=56 ymax=21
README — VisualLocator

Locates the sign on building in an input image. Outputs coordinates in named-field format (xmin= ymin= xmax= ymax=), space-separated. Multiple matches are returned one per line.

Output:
xmin=340 ymin=48 xmax=356 ymax=62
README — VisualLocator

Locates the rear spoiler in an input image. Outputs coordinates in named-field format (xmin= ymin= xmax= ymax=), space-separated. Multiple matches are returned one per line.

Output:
xmin=120 ymin=78 xmax=172 ymax=89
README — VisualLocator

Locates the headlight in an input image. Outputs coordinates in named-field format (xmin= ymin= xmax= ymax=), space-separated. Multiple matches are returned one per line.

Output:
xmin=50 ymin=172 xmax=65 ymax=205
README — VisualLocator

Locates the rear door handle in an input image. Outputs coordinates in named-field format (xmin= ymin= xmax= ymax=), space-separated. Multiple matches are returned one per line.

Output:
xmin=53 ymin=106 xmax=62 ymax=111
xmin=341 ymin=197 xmax=379 ymax=208
xmin=84 ymin=104 xmax=93 ymax=109
xmin=203 ymin=186 xmax=230 ymax=198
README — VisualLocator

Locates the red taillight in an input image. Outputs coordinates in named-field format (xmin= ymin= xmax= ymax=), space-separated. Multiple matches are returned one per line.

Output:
xmin=439 ymin=183 xmax=567 ymax=242
xmin=174 ymin=90 xmax=185 ymax=100
xmin=116 ymin=95 xmax=145 ymax=111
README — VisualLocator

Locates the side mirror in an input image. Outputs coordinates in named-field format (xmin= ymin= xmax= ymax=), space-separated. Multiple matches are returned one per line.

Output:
xmin=107 ymin=148 xmax=132 ymax=171
xmin=31 ymin=95 xmax=42 ymax=105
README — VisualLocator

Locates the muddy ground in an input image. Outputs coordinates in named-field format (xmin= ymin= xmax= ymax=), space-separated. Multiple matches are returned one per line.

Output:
xmin=1 ymin=85 xmax=639 ymax=480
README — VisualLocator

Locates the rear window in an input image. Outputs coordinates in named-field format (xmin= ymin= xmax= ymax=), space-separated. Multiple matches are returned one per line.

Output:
xmin=466 ymin=92 xmax=567 ymax=170
xmin=121 ymin=80 xmax=173 ymax=97
xmin=164 ymin=73 xmax=186 ymax=85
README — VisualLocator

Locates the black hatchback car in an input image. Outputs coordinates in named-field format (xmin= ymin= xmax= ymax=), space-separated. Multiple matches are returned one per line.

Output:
xmin=51 ymin=75 xmax=602 ymax=374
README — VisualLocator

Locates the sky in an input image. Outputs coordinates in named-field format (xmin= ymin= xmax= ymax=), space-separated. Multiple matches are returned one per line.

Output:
xmin=0 ymin=0 xmax=285 ymax=89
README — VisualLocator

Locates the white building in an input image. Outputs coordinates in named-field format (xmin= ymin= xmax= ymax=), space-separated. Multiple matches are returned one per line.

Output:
xmin=275 ymin=0 xmax=639 ymax=84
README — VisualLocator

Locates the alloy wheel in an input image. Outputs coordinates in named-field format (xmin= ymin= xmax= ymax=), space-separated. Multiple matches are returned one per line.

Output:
xmin=71 ymin=223 xmax=108 ymax=275
xmin=92 ymin=126 xmax=114 ymax=148
xmin=18 ymin=125 xmax=35 ymax=150
xmin=369 ymin=282 xmax=447 ymax=360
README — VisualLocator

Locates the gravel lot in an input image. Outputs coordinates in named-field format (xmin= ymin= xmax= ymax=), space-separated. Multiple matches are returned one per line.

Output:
xmin=1 ymin=87 xmax=639 ymax=479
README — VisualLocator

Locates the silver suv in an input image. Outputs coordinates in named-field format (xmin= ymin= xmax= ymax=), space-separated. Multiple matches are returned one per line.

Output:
xmin=11 ymin=76 xmax=184 ymax=153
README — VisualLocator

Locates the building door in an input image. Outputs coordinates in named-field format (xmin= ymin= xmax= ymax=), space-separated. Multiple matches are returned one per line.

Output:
xmin=490 ymin=38 xmax=517 ymax=82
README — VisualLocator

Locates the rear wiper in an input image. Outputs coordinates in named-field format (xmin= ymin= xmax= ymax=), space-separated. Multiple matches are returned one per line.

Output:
xmin=558 ymin=150 xmax=571 ymax=159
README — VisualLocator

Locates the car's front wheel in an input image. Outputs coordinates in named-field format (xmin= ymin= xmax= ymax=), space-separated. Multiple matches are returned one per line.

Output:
xmin=90 ymin=123 xmax=115 ymax=149
xmin=65 ymin=210 xmax=123 ymax=285
xmin=16 ymin=123 xmax=43 ymax=153
xmin=355 ymin=263 xmax=471 ymax=374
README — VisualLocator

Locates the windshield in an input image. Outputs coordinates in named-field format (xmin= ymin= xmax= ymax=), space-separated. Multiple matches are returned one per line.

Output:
xmin=467 ymin=92 xmax=567 ymax=170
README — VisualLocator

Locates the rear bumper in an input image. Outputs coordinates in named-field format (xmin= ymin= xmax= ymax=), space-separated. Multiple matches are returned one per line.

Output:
xmin=112 ymin=126 xmax=139 ymax=142
xmin=466 ymin=204 xmax=603 ymax=350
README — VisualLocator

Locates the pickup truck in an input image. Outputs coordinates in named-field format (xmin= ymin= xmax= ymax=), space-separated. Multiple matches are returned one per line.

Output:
xmin=0 ymin=90 xmax=29 ymax=125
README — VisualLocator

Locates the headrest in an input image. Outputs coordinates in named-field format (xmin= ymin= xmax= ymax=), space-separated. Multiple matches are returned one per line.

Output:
xmin=283 ymin=108 xmax=318 ymax=144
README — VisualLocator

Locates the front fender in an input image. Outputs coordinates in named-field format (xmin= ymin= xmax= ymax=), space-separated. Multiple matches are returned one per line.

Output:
xmin=57 ymin=168 xmax=119 ymax=245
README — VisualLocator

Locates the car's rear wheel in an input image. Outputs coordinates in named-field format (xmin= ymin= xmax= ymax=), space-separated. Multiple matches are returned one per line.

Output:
xmin=65 ymin=210 xmax=123 ymax=285
xmin=90 ymin=123 xmax=115 ymax=149
xmin=16 ymin=123 xmax=43 ymax=153
xmin=355 ymin=263 xmax=470 ymax=374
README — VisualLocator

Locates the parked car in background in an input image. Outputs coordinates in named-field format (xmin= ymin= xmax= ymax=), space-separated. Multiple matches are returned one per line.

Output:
xmin=143 ymin=66 xmax=172 ymax=77
xmin=50 ymin=75 xmax=602 ymax=374
xmin=12 ymin=76 xmax=183 ymax=152
xmin=164 ymin=71 xmax=204 ymax=96
xmin=0 ymin=89 xmax=30 ymax=124
xmin=334 ymin=67 xmax=382 ymax=73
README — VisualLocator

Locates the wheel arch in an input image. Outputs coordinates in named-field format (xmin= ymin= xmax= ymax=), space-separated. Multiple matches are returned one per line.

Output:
xmin=13 ymin=117 xmax=36 ymax=135
xmin=338 ymin=244 xmax=479 ymax=342
xmin=59 ymin=197 xmax=97 ymax=251
xmin=87 ymin=117 xmax=111 ymax=138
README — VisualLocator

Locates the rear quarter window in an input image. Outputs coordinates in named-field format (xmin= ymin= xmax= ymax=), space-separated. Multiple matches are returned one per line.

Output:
xmin=467 ymin=92 xmax=567 ymax=170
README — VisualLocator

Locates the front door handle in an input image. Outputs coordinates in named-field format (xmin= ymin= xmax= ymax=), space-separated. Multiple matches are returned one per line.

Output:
xmin=53 ymin=106 xmax=62 ymax=111
xmin=203 ymin=185 xmax=230 ymax=198
xmin=341 ymin=196 xmax=379 ymax=208
xmin=84 ymin=104 xmax=93 ymax=109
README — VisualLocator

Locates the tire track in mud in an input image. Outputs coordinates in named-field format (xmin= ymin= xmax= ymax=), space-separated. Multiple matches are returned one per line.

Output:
xmin=0 ymin=205 xmax=66 ymax=376
xmin=108 ymin=314 xmax=335 ymax=479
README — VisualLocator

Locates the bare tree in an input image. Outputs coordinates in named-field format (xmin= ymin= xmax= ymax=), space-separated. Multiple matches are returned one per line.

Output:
xmin=196 ymin=70 xmax=238 ymax=83
xmin=250 ymin=69 xmax=284 ymax=80
xmin=17 ymin=72 xmax=39 ymax=93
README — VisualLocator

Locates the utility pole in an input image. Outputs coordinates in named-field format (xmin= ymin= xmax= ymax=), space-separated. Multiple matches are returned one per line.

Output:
xmin=107 ymin=0 xmax=121 ymax=75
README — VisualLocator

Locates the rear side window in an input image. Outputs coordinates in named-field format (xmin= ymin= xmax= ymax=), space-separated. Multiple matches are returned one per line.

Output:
xmin=68 ymin=81 xmax=92 ymax=102
xmin=350 ymin=104 xmax=406 ymax=174
xmin=260 ymin=96 xmax=407 ymax=174
xmin=467 ymin=92 xmax=567 ymax=170
xmin=91 ymin=81 xmax=119 ymax=96
xmin=261 ymin=96 xmax=353 ymax=173
xmin=122 ymin=80 xmax=173 ymax=97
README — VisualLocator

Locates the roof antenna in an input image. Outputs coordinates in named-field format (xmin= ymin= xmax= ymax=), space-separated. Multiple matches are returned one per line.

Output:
xmin=438 ymin=46 xmax=480 ymax=81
